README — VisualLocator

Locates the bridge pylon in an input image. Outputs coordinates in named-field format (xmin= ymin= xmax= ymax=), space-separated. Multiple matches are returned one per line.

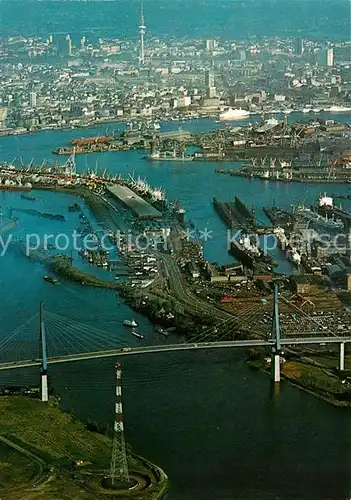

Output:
xmin=40 ymin=301 xmax=49 ymax=402
xmin=110 ymin=362 xmax=129 ymax=485
xmin=271 ymin=283 xmax=282 ymax=383
xmin=339 ymin=342 xmax=345 ymax=371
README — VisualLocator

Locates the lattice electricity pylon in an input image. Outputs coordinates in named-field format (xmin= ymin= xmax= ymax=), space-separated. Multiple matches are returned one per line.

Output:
xmin=110 ymin=361 xmax=129 ymax=484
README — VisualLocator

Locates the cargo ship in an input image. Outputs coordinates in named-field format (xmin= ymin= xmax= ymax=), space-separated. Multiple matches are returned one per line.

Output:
xmin=229 ymin=234 xmax=275 ymax=270
xmin=132 ymin=331 xmax=145 ymax=340
xmin=273 ymin=227 xmax=301 ymax=267
xmin=147 ymin=151 xmax=194 ymax=162
xmin=315 ymin=194 xmax=347 ymax=228
xmin=293 ymin=203 xmax=344 ymax=230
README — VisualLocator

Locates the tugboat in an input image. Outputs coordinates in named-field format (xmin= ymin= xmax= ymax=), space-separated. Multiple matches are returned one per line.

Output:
xmin=156 ymin=327 xmax=169 ymax=337
xmin=132 ymin=331 xmax=145 ymax=340
xmin=123 ymin=319 xmax=138 ymax=328
xmin=43 ymin=275 xmax=58 ymax=285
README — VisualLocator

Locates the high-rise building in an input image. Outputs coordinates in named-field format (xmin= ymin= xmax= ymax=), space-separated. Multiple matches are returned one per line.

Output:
xmin=206 ymin=40 xmax=217 ymax=53
xmin=205 ymin=70 xmax=216 ymax=99
xmin=139 ymin=2 xmax=146 ymax=65
xmin=0 ymin=107 xmax=7 ymax=129
xmin=66 ymin=35 xmax=72 ymax=56
xmin=80 ymin=36 xmax=86 ymax=49
xmin=239 ymin=50 xmax=247 ymax=62
xmin=296 ymin=37 xmax=304 ymax=56
xmin=29 ymin=91 xmax=37 ymax=108
xmin=327 ymin=48 xmax=334 ymax=68
xmin=57 ymin=34 xmax=72 ymax=57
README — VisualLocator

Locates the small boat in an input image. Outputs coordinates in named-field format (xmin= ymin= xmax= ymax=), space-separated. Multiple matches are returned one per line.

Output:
xmin=21 ymin=194 xmax=36 ymax=201
xmin=123 ymin=319 xmax=138 ymax=328
xmin=156 ymin=327 xmax=169 ymax=337
xmin=43 ymin=275 xmax=58 ymax=285
xmin=132 ymin=331 xmax=145 ymax=340
xmin=68 ymin=203 xmax=81 ymax=212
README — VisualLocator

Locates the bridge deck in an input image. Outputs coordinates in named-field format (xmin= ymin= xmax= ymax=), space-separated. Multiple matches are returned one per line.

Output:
xmin=0 ymin=337 xmax=349 ymax=371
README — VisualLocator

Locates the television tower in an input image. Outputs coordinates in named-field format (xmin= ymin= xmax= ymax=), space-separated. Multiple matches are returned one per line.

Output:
xmin=139 ymin=2 xmax=146 ymax=65
xmin=110 ymin=362 xmax=129 ymax=484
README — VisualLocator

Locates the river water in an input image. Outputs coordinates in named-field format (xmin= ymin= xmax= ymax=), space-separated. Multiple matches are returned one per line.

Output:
xmin=0 ymin=115 xmax=350 ymax=499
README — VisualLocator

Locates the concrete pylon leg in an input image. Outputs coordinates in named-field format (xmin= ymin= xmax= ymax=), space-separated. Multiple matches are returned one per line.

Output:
xmin=273 ymin=354 xmax=280 ymax=383
xmin=339 ymin=342 xmax=345 ymax=372
xmin=41 ymin=374 xmax=48 ymax=402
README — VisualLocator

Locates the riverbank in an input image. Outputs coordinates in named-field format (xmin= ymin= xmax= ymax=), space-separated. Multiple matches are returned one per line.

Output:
xmin=247 ymin=351 xmax=351 ymax=407
xmin=0 ymin=396 xmax=168 ymax=499
xmin=51 ymin=255 xmax=122 ymax=290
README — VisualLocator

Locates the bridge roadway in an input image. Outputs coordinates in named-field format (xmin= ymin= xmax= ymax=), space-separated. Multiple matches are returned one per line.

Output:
xmin=0 ymin=336 xmax=349 ymax=372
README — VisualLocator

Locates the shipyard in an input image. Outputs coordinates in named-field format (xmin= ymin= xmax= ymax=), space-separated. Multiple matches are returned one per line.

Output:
xmin=0 ymin=2 xmax=351 ymax=499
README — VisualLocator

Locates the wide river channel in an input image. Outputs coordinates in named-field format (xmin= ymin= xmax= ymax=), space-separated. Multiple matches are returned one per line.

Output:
xmin=0 ymin=115 xmax=350 ymax=499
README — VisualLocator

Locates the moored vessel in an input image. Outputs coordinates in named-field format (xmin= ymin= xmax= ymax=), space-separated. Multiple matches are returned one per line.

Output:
xmin=219 ymin=108 xmax=250 ymax=121
xmin=21 ymin=193 xmax=36 ymax=200
xmin=43 ymin=275 xmax=58 ymax=285
xmin=123 ymin=319 xmax=138 ymax=328
xmin=132 ymin=331 xmax=145 ymax=339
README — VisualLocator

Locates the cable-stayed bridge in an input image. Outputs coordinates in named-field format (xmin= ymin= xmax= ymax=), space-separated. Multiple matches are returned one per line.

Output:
xmin=0 ymin=285 xmax=349 ymax=401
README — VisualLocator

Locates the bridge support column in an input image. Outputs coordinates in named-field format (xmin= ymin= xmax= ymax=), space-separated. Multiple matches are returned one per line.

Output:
xmin=273 ymin=354 xmax=280 ymax=383
xmin=41 ymin=373 xmax=49 ymax=402
xmin=339 ymin=342 xmax=345 ymax=371
xmin=40 ymin=301 xmax=49 ymax=402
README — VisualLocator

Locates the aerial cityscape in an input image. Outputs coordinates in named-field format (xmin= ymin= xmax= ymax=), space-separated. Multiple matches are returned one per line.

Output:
xmin=0 ymin=1 xmax=350 ymax=499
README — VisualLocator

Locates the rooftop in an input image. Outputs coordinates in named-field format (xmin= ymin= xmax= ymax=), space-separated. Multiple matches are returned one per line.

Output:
xmin=107 ymin=184 xmax=162 ymax=219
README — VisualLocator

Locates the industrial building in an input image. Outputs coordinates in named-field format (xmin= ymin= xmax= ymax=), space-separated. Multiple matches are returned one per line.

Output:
xmin=106 ymin=184 xmax=162 ymax=219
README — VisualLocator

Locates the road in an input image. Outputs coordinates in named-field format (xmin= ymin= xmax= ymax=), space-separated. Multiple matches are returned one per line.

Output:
xmin=0 ymin=435 xmax=50 ymax=496
xmin=0 ymin=336 xmax=349 ymax=371
xmin=158 ymin=253 xmax=269 ymax=339
xmin=159 ymin=253 xmax=235 ymax=318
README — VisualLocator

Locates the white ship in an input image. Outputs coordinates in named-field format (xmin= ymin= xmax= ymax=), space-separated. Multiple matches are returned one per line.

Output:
xmin=287 ymin=248 xmax=301 ymax=266
xmin=123 ymin=319 xmax=138 ymax=328
xmin=326 ymin=105 xmax=351 ymax=113
xmin=219 ymin=108 xmax=250 ymax=121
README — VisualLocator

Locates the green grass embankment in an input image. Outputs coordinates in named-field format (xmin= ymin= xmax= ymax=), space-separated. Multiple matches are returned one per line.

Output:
xmin=0 ymin=396 xmax=168 ymax=499
xmin=247 ymin=354 xmax=351 ymax=407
